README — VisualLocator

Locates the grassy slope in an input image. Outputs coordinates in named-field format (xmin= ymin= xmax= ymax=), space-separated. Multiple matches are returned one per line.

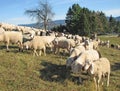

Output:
xmin=0 ymin=36 xmax=120 ymax=91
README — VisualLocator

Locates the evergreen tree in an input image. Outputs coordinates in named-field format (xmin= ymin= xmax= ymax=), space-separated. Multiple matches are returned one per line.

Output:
xmin=65 ymin=4 xmax=82 ymax=34
xmin=109 ymin=15 xmax=116 ymax=33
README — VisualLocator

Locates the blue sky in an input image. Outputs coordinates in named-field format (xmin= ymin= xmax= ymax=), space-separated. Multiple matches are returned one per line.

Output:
xmin=0 ymin=0 xmax=120 ymax=25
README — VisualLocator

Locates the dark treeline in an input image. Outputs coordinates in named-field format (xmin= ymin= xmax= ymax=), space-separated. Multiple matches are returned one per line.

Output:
xmin=51 ymin=4 xmax=120 ymax=36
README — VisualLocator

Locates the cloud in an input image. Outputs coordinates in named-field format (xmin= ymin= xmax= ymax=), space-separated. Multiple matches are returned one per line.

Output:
xmin=103 ymin=9 xmax=120 ymax=17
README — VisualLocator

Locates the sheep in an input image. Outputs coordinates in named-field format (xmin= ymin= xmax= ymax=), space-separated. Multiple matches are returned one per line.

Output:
xmin=0 ymin=31 xmax=23 ymax=51
xmin=66 ymin=45 xmax=85 ymax=68
xmin=93 ymin=40 xmax=99 ymax=50
xmin=71 ymin=49 xmax=100 ymax=83
xmin=74 ymin=35 xmax=82 ymax=45
xmin=106 ymin=40 xmax=110 ymax=48
xmin=38 ymin=36 xmax=55 ymax=52
xmin=52 ymin=38 xmax=75 ymax=54
xmin=84 ymin=57 xmax=110 ymax=91
xmin=0 ymin=23 xmax=17 ymax=31
xmin=23 ymin=36 xmax=46 ymax=56
xmin=84 ymin=39 xmax=99 ymax=50
xmin=84 ymin=39 xmax=94 ymax=50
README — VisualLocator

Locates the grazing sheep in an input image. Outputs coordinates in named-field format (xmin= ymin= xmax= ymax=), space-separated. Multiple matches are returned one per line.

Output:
xmin=39 ymin=36 xmax=55 ymax=52
xmin=84 ymin=58 xmax=110 ymax=91
xmin=23 ymin=36 xmax=46 ymax=56
xmin=0 ymin=31 xmax=23 ymax=51
xmin=52 ymin=38 xmax=75 ymax=54
xmin=66 ymin=45 xmax=85 ymax=68
xmin=93 ymin=40 xmax=99 ymax=50
xmin=71 ymin=49 xmax=100 ymax=83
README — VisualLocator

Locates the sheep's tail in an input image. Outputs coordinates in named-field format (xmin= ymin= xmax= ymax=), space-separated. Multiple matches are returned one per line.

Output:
xmin=97 ymin=50 xmax=102 ymax=58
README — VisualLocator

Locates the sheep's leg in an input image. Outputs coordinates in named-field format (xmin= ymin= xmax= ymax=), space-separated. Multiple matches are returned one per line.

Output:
xmin=107 ymin=73 xmax=110 ymax=87
xmin=79 ymin=77 xmax=82 ymax=84
xmin=43 ymin=47 xmax=46 ymax=56
xmin=97 ymin=74 xmax=102 ymax=91
xmin=18 ymin=42 xmax=23 ymax=52
xmin=39 ymin=50 xmax=42 ymax=56
xmin=93 ymin=77 xmax=97 ymax=91
xmin=57 ymin=48 xmax=60 ymax=54
xmin=33 ymin=49 xmax=38 ymax=56
xmin=6 ymin=42 xmax=9 ymax=51
xmin=54 ymin=47 xmax=57 ymax=54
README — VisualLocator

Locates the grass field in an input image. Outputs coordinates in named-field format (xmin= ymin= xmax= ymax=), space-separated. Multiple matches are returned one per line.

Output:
xmin=0 ymin=36 xmax=120 ymax=91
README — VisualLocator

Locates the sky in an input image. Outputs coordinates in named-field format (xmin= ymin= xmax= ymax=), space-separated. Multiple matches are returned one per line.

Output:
xmin=0 ymin=0 xmax=120 ymax=25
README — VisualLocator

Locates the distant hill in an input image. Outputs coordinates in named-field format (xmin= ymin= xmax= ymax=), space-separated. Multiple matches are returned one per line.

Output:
xmin=19 ymin=16 xmax=120 ymax=29
xmin=115 ymin=16 xmax=120 ymax=21
xmin=107 ymin=16 xmax=120 ymax=21
xmin=19 ymin=19 xmax=65 ymax=29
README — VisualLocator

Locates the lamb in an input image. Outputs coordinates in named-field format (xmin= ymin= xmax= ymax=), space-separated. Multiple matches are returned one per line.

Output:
xmin=66 ymin=45 xmax=85 ymax=68
xmin=23 ymin=36 xmax=46 ymax=56
xmin=71 ymin=49 xmax=100 ymax=83
xmin=0 ymin=31 xmax=23 ymax=51
xmin=84 ymin=57 xmax=110 ymax=91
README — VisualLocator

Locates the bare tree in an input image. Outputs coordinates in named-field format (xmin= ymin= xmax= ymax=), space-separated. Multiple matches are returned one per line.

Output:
xmin=25 ymin=0 xmax=55 ymax=30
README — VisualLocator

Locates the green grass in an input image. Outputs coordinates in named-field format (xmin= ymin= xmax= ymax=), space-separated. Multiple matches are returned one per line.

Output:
xmin=0 ymin=36 xmax=120 ymax=91
xmin=98 ymin=36 xmax=120 ymax=45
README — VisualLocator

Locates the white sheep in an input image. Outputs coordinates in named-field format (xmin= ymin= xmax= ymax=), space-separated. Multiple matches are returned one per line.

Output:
xmin=38 ymin=36 xmax=55 ymax=52
xmin=23 ymin=36 xmax=46 ymax=56
xmin=52 ymin=37 xmax=75 ymax=54
xmin=66 ymin=45 xmax=85 ymax=68
xmin=84 ymin=57 xmax=110 ymax=90
xmin=84 ymin=39 xmax=94 ymax=50
xmin=0 ymin=31 xmax=23 ymax=51
xmin=71 ymin=49 xmax=100 ymax=83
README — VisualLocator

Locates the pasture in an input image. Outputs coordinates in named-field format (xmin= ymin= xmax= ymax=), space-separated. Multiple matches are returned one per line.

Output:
xmin=0 ymin=36 xmax=120 ymax=91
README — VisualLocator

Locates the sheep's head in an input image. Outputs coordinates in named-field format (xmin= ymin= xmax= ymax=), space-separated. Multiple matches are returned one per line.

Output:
xmin=84 ymin=60 xmax=92 ymax=71
xmin=22 ymin=41 xmax=30 ymax=50
xmin=89 ymin=63 xmax=95 ymax=74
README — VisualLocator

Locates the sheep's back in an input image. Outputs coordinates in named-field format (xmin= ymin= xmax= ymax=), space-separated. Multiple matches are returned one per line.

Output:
xmin=94 ymin=58 xmax=110 ymax=74
xmin=4 ymin=31 xmax=23 ymax=43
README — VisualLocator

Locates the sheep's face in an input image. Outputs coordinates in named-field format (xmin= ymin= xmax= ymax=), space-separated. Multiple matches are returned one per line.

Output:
xmin=89 ymin=63 xmax=95 ymax=74
xmin=23 ymin=43 xmax=29 ymax=50
xmin=84 ymin=60 xmax=92 ymax=71
xmin=53 ymin=38 xmax=58 ymax=45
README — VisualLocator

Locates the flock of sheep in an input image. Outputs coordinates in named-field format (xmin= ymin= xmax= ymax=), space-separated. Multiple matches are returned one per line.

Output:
xmin=0 ymin=23 xmax=113 ymax=91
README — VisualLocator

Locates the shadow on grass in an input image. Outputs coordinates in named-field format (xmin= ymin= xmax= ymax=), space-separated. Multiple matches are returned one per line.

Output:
xmin=111 ymin=62 xmax=120 ymax=71
xmin=0 ymin=45 xmax=25 ymax=53
xmin=39 ymin=61 xmax=73 ymax=83
xmin=39 ymin=61 xmax=89 ymax=84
